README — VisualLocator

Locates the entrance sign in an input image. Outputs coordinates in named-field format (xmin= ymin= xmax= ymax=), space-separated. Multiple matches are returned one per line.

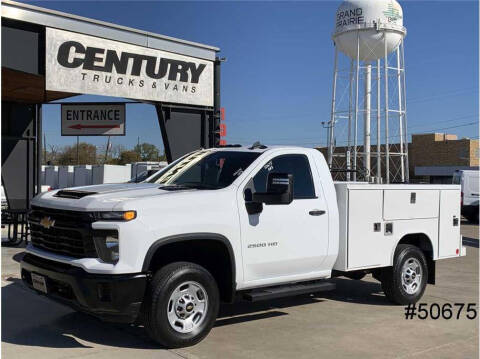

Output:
xmin=46 ymin=28 xmax=214 ymax=107
xmin=61 ymin=103 xmax=126 ymax=136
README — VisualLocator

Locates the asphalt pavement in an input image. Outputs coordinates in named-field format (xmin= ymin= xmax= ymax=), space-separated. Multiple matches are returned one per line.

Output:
xmin=2 ymin=223 xmax=478 ymax=359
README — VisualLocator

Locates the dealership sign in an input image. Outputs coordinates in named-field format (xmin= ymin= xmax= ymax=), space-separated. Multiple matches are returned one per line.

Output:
xmin=61 ymin=103 xmax=126 ymax=136
xmin=46 ymin=28 xmax=214 ymax=106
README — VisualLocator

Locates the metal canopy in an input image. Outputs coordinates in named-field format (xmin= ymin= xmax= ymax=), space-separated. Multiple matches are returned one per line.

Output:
xmin=1 ymin=0 xmax=222 ymax=228
xmin=1 ymin=0 xmax=219 ymax=61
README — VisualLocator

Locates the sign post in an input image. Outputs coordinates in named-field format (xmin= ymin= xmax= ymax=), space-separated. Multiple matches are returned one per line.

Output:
xmin=76 ymin=136 xmax=79 ymax=164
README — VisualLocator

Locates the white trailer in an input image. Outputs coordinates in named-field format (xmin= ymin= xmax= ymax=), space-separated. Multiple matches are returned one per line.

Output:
xmin=92 ymin=165 xmax=131 ymax=184
xmin=73 ymin=165 xmax=92 ymax=186
xmin=58 ymin=166 xmax=74 ymax=189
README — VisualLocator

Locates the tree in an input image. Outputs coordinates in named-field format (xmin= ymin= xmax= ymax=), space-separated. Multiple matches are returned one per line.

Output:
xmin=134 ymin=142 xmax=160 ymax=161
xmin=158 ymin=153 xmax=167 ymax=162
xmin=97 ymin=143 xmax=126 ymax=165
xmin=111 ymin=144 xmax=126 ymax=159
xmin=44 ymin=144 xmax=60 ymax=165
xmin=118 ymin=150 xmax=141 ymax=165
xmin=57 ymin=142 xmax=97 ymax=165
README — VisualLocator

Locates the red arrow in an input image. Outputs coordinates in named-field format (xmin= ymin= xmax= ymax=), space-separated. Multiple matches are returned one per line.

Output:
xmin=68 ymin=124 xmax=120 ymax=130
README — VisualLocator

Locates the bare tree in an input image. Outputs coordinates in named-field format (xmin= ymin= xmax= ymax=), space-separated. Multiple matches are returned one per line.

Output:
xmin=45 ymin=144 xmax=60 ymax=164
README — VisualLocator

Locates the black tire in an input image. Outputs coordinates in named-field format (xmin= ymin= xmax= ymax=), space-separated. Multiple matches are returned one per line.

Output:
xmin=470 ymin=210 xmax=479 ymax=224
xmin=144 ymin=262 xmax=220 ymax=348
xmin=464 ymin=207 xmax=479 ymax=223
xmin=381 ymin=245 xmax=428 ymax=305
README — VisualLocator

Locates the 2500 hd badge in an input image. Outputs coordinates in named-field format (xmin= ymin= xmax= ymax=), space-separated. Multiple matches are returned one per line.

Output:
xmin=248 ymin=242 xmax=278 ymax=249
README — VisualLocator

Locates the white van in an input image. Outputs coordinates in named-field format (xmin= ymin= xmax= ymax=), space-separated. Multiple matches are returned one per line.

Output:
xmin=453 ymin=170 xmax=479 ymax=222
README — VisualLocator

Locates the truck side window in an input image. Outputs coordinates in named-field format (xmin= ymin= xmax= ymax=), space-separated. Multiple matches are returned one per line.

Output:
xmin=253 ymin=154 xmax=315 ymax=199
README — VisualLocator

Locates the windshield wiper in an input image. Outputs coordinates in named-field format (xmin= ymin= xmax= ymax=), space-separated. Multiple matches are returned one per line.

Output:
xmin=158 ymin=184 xmax=195 ymax=191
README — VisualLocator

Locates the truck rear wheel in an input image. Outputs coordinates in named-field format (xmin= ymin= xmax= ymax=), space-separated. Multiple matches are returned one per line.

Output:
xmin=465 ymin=211 xmax=479 ymax=223
xmin=144 ymin=262 xmax=220 ymax=348
xmin=381 ymin=245 xmax=428 ymax=305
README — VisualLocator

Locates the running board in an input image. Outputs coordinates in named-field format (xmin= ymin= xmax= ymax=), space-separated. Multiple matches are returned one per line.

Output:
xmin=243 ymin=281 xmax=336 ymax=302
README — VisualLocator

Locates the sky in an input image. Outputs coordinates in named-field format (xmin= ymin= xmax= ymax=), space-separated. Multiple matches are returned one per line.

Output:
xmin=24 ymin=0 xmax=479 ymax=153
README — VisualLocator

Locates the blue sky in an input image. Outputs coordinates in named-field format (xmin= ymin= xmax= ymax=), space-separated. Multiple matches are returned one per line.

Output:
xmin=28 ymin=0 xmax=479 ymax=152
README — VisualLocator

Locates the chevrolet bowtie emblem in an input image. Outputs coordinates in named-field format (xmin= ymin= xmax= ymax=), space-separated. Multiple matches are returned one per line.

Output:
xmin=40 ymin=216 xmax=55 ymax=229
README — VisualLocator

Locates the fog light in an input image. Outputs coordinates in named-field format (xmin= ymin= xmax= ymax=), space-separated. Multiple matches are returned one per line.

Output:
xmin=93 ymin=230 xmax=119 ymax=264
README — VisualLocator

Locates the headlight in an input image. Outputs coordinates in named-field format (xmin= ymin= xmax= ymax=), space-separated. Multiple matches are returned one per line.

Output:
xmin=93 ymin=230 xmax=119 ymax=264
xmin=94 ymin=211 xmax=136 ymax=221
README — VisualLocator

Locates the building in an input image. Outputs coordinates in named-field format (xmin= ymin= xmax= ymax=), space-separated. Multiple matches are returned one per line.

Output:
xmin=317 ymin=132 xmax=479 ymax=183
xmin=2 ymin=0 xmax=222 ymax=215
xmin=411 ymin=133 xmax=479 ymax=184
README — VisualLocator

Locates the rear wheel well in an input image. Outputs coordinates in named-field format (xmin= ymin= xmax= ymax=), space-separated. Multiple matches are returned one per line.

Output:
xmin=145 ymin=238 xmax=235 ymax=303
xmin=397 ymin=233 xmax=433 ymax=257
xmin=396 ymin=233 xmax=435 ymax=284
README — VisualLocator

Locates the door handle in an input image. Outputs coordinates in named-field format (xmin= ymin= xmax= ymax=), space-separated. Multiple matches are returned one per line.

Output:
xmin=309 ymin=210 xmax=326 ymax=216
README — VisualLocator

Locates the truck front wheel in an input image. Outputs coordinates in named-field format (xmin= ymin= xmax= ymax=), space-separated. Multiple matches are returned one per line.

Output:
xmin=144 ymin=262 xmax=220 ymax=348
xmin=381 ymin=245 xmax=428 ymax=305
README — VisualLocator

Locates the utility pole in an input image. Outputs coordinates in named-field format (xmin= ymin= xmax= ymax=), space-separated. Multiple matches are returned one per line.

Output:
xmin=43 ymin=133 xmax=47 ymax=164
xmin=104 ymin=136 xmax=111 ymax=163
xmin=76 ymin=136 xmax=80 ymax=165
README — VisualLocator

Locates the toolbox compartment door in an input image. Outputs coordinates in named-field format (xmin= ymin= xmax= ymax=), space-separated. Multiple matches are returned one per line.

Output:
xmin=383 ymin=190 xmax=439 ymax=220
xmin=438 ymin=190 xmax=461 ymax=258
xmin=347 ymin=189 xmax=389 ymax=269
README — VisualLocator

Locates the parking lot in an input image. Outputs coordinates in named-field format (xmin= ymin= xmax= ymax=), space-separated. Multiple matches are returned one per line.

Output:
xmin=2 ymin=222 xmax=478 ymax=359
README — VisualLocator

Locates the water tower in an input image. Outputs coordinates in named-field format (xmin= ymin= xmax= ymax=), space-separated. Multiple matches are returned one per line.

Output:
xmin=327 ymin=0 xmax=408 ymax=183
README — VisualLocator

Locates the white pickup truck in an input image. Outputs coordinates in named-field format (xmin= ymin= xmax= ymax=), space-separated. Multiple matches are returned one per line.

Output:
xmin=22 ymin=145 xmax=465 ymax=347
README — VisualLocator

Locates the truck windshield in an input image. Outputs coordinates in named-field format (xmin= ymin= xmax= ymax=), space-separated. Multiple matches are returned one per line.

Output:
xmin=147 ymin=150 xmax=260 ymax=189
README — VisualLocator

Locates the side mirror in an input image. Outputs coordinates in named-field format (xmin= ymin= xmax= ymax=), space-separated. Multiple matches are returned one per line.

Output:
xmin=252 ymin=173 xmax=293 ymax=205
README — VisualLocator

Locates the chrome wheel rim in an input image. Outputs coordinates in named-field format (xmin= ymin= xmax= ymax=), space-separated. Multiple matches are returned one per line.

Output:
xmin=167 ymin=281 xmax=208 ymax=334
xmin=401 ymin=258 xmax=423 ymax=295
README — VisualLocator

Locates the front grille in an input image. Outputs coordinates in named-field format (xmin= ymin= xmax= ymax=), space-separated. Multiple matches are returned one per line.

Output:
xmin=28 ymin=206 xmax=97 ymax=258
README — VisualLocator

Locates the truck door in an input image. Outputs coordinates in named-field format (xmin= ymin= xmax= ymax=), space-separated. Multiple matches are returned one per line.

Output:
xmin=237 ymin=153 xmax=329 ymax=285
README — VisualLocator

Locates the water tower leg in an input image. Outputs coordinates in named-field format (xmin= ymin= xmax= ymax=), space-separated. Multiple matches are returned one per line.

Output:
xmin=401 ymin=40 xmax=410 ymax=182
xmin=384 ymin=31 xmax=390 ymax=184
xmin=328 ymin=47 xmax=338 ymax=170
xmin=347 ymin=59 xmax=354 ymax=181
xmin=364 ymin=63 xmax=372 ymax=181
xmin=376 ymin=58 xmax=381 ymax=183
xmin=353 ymin=31 xmax=360 ymax=182
xmin=396 ymin=47 xmax=405 ymax=182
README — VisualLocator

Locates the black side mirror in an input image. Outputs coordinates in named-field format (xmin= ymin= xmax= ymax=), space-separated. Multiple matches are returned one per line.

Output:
xmin=252 ymin=173 xmax=293 ymax=205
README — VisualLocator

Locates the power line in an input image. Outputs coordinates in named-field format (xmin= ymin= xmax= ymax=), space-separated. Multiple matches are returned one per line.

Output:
xmin=228 ymin=113 xmax=478 ymax=142
xmin=227 ymin=120 xmax=478 ymax=147
xmin=225 ymin=87 xmax=478 ymax=123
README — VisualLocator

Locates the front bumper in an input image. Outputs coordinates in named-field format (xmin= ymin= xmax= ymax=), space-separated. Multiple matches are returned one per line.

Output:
xmin=21 ymin=253 xmax=147 ymax=323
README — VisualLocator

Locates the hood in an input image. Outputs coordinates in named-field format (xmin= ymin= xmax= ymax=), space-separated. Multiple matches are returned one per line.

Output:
xmin=57 ymin=183 xmax=159 ymax=196
xmin=31 ymin=183 xmax=200 ymax=212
